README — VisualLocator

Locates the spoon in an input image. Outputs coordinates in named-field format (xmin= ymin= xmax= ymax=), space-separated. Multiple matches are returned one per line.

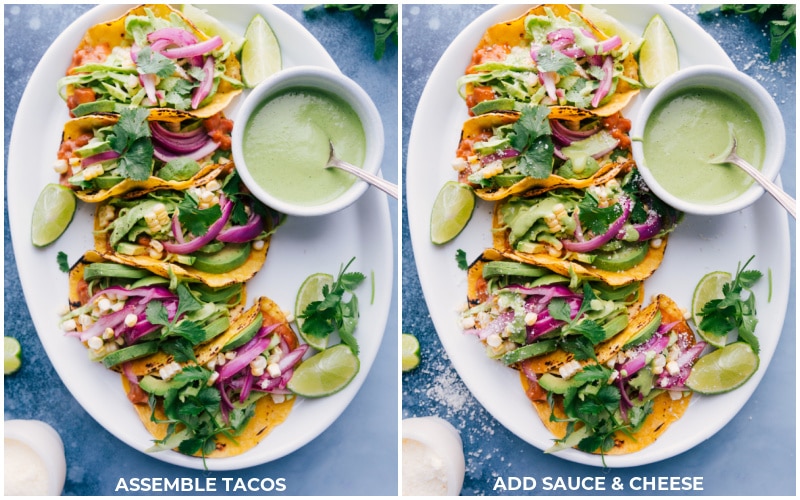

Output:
xmin=708 ymin=135 xmax=795 ymax=218
xmin=326 ymin=142 xmax=398 ymax=199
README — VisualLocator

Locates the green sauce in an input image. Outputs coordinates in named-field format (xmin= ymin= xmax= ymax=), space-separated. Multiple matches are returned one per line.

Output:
xmin=642 ymin=87 xmax=765 ymax=205
xmin=242 ymin=87 xmax=366 ymax=206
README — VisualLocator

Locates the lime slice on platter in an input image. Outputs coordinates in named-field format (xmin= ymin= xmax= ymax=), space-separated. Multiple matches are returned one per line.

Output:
xmin=180 ymin=4 xmax=246 ymax=54
xmin=580 ymin=4 xmax=644 ymax=54
xmin=241 ymin=13 xmax=282 ymax=88
xmin=639 ymin=14 xmax=680 ymax=88
xmin=5 ymin=336 xmax=22 ymax=375
xmin=402 ymin=333 xmax=421 ymax=372
xmin=430 ymin=181 xmax=475 ymax=245
xmin=295 ymin=272 xmax=335 ymax=351
xmin=691 ymin=270 xmax=733 ymax=348
xmin=685 ymin=342 xmax=759 ymax=395
xmin=31 ymin=183 xmax=76 ymax=248
xmin=287 ymin=344 xmax=360 ymax=398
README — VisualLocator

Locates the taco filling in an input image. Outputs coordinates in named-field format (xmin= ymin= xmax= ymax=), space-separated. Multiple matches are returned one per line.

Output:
xmin=95 ymin=170 xmax=282 ymax=287
xmin=521 ymin=294 xmax=705 ymax=457
xmin=460 ymin=4 xmax=640 ymax=117
xmin=454 ymin=104 xmax=633 ymax=199
xmin=62 ymin=251 xmax=246 ymax=376
xmin=56 ymin=109 xmax=234 ymax=202
xmin=462 ymin=250 xmax=643 ymax=369
xmin=493 ymin=168 xmax=680 ymax=284
xmin=59 ymin=4 xmax=242 ymax=118
xmin=126 ymin=297 xmax=308 ymax=459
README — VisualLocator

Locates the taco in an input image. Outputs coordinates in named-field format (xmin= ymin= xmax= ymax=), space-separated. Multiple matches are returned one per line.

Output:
xmin=56 ymin=109 xmax=235 ymax=202
xmin=462 ymin=249 xmax=643 ymax=369
xmin=62 ymin=250 xmax=246 ymax=376
xmin=123 ymin=296 xmax=308 ymax=459
xmin=94 ymin=170 xmax=281 ymax=288
xmin=453 ymin=104 xmax=633 ymax=200
xmin=520 ymin=294 xmax=705 ymax=456
xmin=459 ymin=4 xmax=640 ymax=117
xmin=492 ymin=168 xmax=681 ymax=286
xmin=58 ymin=4 xmax=242 ymax=118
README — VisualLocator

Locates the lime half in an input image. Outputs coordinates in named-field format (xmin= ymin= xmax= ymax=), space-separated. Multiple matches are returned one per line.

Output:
xmin=4 ymin=337 xmax=22 ymax=375
xmin=287 ymin=344 xmax=360 ymax=398
xmin=295 ymin=272 xmax=334 ymax=351
xmin=31 ymin=184 xmax=76 ymax=247
xmin=241 ymin=14 xmax=282 ymax=88
xmin=685 ymin=342 xmax=759 ymax=395
xmin=181 ymin=4 xmax=246 ymax=53
xmin=638 ymin=14 xmax=679 ymax=88
xmin=581 ymin=4 xmax=644 ymax=54
xmin=691 ymin=271 xmax=732 ymax=348
xmin=430 ymin=181 xmax=475 ymax=245
xmin=402 ymin=333 xmax=421 ymax=372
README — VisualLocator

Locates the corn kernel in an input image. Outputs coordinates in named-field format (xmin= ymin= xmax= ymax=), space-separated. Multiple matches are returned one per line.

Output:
xmin=271 ymin=393 xmax=286 ymax=404
xmin=82 ymin=164 xmax=104 ymax=181
xmin=252 ymin=239 xmax=265 ymax=251
xmin=124 ymin=313 xmax=138 ymax=328
xmin=53 ymin=159 xmax=69 ymax=174
xmin=267 ymin=363 xmax=281 ymax=378
xmin=87 ymin=336 xmax=104 ymax=350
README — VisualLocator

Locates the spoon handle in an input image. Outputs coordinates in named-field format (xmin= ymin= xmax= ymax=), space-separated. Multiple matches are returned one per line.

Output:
xmin=328 ymin=157 xmax=399 ymax=199
xmin=728 ymin=155 xmax=796 ymax=218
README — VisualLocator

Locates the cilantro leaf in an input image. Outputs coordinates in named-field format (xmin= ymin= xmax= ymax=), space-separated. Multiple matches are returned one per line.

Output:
xmin=57 ymin=251 xmax=70 ymax=272
xmin=536 ymin=45 xmax=576 ymax=76
xmin=108 ymin=108 xmax=153 ymax=181
xmin=698 ymin=255 xmax=763 ymax=353
xmin=455 ymin=249 xmax=469 ymax=270
xmin=507 ymin=105 xmax=554 ymax=179
xmin=136 ymin=47 xmax=177 ymax=78
xmin=578 ymin=192 xmax=623 ymax=235
xmin=178 ymin=196 xmax=223 ymax=237
xmin=299 ymin=257 xmax=366 ymax=355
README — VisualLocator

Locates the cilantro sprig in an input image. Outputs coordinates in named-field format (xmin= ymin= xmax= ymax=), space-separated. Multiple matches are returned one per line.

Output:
xmin=700 ymin=4 xmax=796 ymax=62
xmin=108 ymin=107 xmax=154 ymax=181
xmin=146 ymin=283 xmax=207 ymax=362
xmin=299 ymin=257 xmax=366 ymax=355
xmin=698 ymin=255 xmax=763 ymax=353
xmin=304 ymin=4 xmax=398 ymax=60
xmin=507 ymin=105 xmax=555 ymax=179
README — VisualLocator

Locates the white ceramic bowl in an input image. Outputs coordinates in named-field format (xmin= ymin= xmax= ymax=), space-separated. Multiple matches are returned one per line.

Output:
xmin=402 ymin=417 xmax=465 ymax=496
xmin=630 ymin=65 xmax=785 ymax=216
xmin=4 ymin=419 xmax=67 ymax=495
xmin=231 ymin=66 xmax=384 ymax=217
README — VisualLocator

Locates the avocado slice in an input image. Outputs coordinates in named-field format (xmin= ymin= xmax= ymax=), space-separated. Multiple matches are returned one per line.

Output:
xmin=537 ymin=372 xmax=586 ymax=394
xmin=592 ymin=242 xmax=649 ymax=272
xmin=471 ymin=98 xmax=516 ymax=115
xmin=222 ymin=313 xmax=263 ymax=352
xmin=138 ymin=374 xmax=188 ymax=396
xmin=482 ymin=260 xmax=550 ymax=279
xmin=83 ymin=262 xmax=151 ymax=281
xmin=501 ymin=339 xmax=558 ymax=365
xmin=621 ymin=310 xmax=662 ymax=350
xmin=70 ymin=100 xmax=119 ymax=116
xmin=191 ymin=243 xmax=251 ymax=274
xmin=101 ymin=341 xmax=160 ymax=368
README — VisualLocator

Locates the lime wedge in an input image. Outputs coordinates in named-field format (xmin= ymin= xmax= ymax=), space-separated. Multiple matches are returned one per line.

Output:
xmin=638 ymin=14 xmax=679 ymax=88
xmin=430 ymin=181 xmax=475 ymax=245
xmin=691 ymin=271 xmax=733 ymax=348
xmin=5 ymin=336 xmax=22 ymax=375
xmin=287 ymin=344 xmax=360 ymax=397
xmin=295 ymin=272 xmax=335 ymax=351
xmin=581 ymin=4 xmax=644 ymax=53
xmin=685 ymin=342 xmax=759 ymax=394
xmin=241 ymin=14 xmax=282 ymax=88
xmin=31 ymin=183 xmax=76 ymax=247
xmin=180 ymin=4 xmax=245 ymax=53
xmin=402 ymin=333 xmax=421 ymax=372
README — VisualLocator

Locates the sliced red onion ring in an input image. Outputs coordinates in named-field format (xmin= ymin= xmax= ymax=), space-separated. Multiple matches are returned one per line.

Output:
xmin=153 ymin=137 xmax=219 ymax=162
xmin=191 ymin=56 xmax=216 ymax=110
xmin=480 ymin=148 xmax=520 ymax=165
xmin=591 ymin=56 xmax=614 ymax=108
xmin=217 ymin=211 xmax=264 ymax=243
xmin=148 ymin=27 xmax=198 ymax=47
xmin=550 ymin=119 xmax=601 ymax=146
xmin=562 ymin=196 xmax=632 ymax=253
xmin=161 ymin=36 xmax=223 ymax=60
xmin=540 ymin=71 xmax=558 ymax=101
xmin=81 ymin=150 xmax=120 ymax=168
xmin=162 ymin=195 xmax=232 ymax=254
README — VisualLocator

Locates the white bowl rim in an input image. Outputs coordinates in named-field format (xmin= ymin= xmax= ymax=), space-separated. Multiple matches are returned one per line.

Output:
xmin=231 ymin=65 xmax=385 ymax=217
xmin=630 ymin=64 xmax=786 ymax=216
